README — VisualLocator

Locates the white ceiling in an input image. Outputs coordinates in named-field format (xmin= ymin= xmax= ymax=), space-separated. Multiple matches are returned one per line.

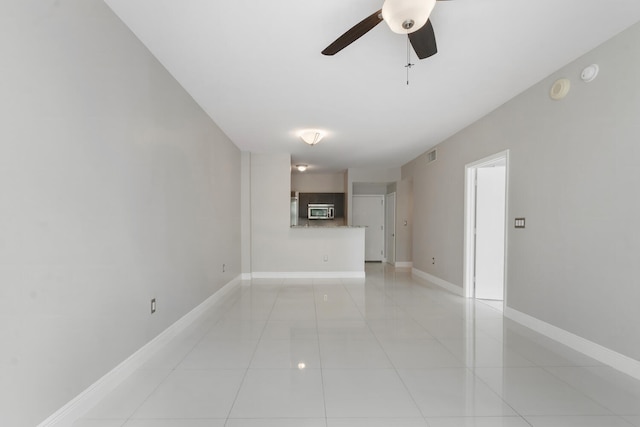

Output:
xmin=104 ymin=0 xmax=640 ymax=173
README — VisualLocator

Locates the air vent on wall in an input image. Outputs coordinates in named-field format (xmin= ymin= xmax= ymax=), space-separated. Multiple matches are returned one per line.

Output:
xmin=427 ymin=149 xmax=437 ymax=163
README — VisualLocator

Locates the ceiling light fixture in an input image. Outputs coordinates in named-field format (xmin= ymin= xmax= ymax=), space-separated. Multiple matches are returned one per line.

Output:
xmin=299 ymin=129 xmax=325 ymax=146
xmin=382 ymin=0 xmax=436 ymax=34
xmin=296 ymin=164 xmax=308 ymax=172
xmin=550 ymin=78 xmax=570 ymax=100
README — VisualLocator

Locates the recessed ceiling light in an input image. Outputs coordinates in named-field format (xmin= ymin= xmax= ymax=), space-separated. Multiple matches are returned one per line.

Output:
xmin=296 ymin=164 xmax=308 ymax=172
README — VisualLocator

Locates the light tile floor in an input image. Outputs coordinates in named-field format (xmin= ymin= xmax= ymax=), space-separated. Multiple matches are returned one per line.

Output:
xmin=75 ymin=264 xmax=640 ymax=427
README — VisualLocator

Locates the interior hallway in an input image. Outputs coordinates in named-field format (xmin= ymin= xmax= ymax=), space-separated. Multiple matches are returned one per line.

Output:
xmin=74 ymin=264 xmax=640 ymax=427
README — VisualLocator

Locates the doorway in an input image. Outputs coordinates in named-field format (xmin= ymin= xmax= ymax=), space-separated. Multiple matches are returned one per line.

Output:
xmin=463 ymin=151 xmax=509 ymax=303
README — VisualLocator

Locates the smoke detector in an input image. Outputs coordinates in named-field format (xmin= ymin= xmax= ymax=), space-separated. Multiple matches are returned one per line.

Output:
xmin=581 ymin=64 xmax=599 ymax=83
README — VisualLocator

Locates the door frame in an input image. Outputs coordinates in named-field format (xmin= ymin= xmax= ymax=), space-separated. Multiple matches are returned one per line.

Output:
xmin=463 ymin=150 xmax=510 ymax=301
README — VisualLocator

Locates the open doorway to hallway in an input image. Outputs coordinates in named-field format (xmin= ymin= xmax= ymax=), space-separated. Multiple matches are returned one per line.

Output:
xmin=463 ymin=151 xmax=509 ymax=307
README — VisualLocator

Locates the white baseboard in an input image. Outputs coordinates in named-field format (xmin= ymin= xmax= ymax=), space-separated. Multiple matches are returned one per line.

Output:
xmin=240 ymin=273 xmax=252 ymax=280
xmin=251 ymin=271 xmax=366 ymax=279
xmin=394 ymin=262 xmax=413 ymax=268
xmin=38 ymin=275 xmax=242 ymax=427
xmin=505 ymin=307 xmax=640 ymax=381
xmin=411 ymin=268 xmax=464 ymax=296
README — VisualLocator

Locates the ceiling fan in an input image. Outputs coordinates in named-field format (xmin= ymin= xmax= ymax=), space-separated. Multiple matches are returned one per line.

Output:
xmin=322 ymin=0 xmax=445 ymax=59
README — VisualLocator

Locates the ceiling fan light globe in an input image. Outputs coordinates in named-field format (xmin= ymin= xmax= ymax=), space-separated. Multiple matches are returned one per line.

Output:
xmin=382 ymin=0 xmax=436 ymax=34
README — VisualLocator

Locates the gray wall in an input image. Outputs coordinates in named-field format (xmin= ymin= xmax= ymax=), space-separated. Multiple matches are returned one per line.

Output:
xmin=241 ymin=151 xmax=252 ymax=275
xmin=0 ymin=1 xmax=241 ymax=426
xmin=403 ymin=22 xmax=640 ymax=361
xmin=395 ymin=178 xmax=413 ymax=264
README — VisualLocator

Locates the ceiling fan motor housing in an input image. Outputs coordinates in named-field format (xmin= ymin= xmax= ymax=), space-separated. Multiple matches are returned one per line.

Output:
xmin=321 ymin=0 xmax=439 ymax=59
xmin=382 ymin=0 xmax=436 ymax=34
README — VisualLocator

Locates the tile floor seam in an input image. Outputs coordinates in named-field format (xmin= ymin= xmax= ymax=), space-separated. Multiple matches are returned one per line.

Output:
xmin=471 ymin=365 xmax=616 ymax=419
xmin=463 ymin=365 xmax=536 ymax=425
xmin=373 ymin=272 xmax=533 ymax=423
xmin=539 ymin=365 xmax=625 ymax=416
xmin=120 ymin=368 xmax=174 ymax=424
xmin=521 ymin=414 xmax=637 ymax=427
xmin=312 ymin=281 xmax=330 ymax=427
xmin=115 ymin=286 xmax=243 ymax=425
xmin=223 ymin=283 xmax=278 ymax=424
xmin=345 ymin=277 xmax=428 ymax=420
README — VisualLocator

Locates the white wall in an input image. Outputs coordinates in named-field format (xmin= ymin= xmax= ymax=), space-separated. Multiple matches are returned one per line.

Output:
xmin=403 ymin=22 xmax=640 ymax=363
xmin=250 ymin=153 xmax=364 ymax=275
xmin=0 ymin=1 xmax=241 ymax=426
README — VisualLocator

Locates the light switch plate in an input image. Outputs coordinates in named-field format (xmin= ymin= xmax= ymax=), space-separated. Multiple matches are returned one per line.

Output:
xmin=515 ymin=218 xmax=526 ymax=228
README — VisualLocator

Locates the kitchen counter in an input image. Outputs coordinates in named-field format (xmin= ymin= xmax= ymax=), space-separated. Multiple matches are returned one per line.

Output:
xmin=291 ymin=225 xmax=364 ymax=228
xmin=293 ymin=217 xmax=348 ymax=227
xmin=278 ymin=225 xmax=366 ymax=277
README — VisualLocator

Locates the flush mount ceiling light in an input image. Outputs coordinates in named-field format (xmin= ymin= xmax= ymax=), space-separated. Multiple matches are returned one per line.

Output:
xmin=299 ymin=130 xmax=325 ymax=146
xmin=296 ymin=164 xmax=308 ymax=172
xmin=382 ymin=0 xmax=436 ymax=34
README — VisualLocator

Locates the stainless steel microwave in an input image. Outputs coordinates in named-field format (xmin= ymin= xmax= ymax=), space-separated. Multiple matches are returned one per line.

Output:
xmin=308 ymin=203 xmax=334 ymax=220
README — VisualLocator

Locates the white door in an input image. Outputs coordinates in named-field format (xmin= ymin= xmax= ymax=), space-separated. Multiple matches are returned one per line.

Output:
xmin=474 ymin=165 xmax=507 ymax=300
xmin=385 ymin=193 xmax=396 ymax=265
xmin=352 ymin=195 xmax=385 ymax=261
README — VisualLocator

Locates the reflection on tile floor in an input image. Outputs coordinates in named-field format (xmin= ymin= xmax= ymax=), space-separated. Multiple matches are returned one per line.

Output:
xmin=75 ymin=264 xmax=640 ymax=427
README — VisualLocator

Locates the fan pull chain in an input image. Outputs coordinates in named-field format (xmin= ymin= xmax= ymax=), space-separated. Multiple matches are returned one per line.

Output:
xmin=405 ymin=36 xmax=414 ymax=85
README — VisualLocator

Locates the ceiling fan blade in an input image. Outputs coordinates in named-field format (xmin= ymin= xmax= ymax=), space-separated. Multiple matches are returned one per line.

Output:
xmin=408 ymin=19 xmax=437 ymax=60
xmin=322 ymin=9 xmax=383 ymax=56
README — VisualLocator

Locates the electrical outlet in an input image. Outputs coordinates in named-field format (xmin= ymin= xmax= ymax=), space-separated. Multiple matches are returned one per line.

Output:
xmin=432 ymin=257 xmax=435 ymax=265
xmin=323 ymin=255 xmax=328 ymax=262
xmin=222 ymin=263 xmax=226 ymax=273
xmin=150 ymin=298 xmax=156 ymax=314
